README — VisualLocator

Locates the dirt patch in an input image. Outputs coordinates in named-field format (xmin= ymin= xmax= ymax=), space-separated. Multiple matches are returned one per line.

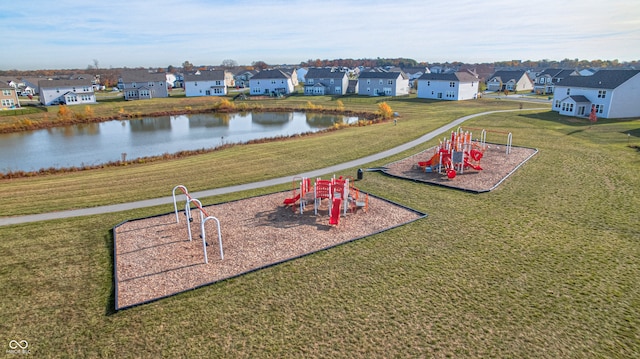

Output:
xmin=381 ymin=144 xmax=538 ymax=192
xmin=114 ymin=191 xmax=424 ymax=310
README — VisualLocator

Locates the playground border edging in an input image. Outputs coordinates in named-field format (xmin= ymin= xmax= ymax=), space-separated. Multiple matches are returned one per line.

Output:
xmin=112 ymin=189 xmax=427 ymax=312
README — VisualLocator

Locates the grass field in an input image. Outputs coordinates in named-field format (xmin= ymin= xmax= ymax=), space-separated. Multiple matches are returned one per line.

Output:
xmin=1 ymin=95 xmax=639 ymax=358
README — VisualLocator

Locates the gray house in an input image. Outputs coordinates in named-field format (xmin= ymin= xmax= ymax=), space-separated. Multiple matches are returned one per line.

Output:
xmin=303 ymin=68 xmax=349 ymax=96
xmin=357 ymin=71 xmax=410 ymax=96
xmin=119 ymin=70 xmax=169 ymax=100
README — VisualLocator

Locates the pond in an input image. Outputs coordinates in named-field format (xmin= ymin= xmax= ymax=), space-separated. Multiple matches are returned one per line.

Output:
xmin=0 ymin=112 xmax=358 ymax=173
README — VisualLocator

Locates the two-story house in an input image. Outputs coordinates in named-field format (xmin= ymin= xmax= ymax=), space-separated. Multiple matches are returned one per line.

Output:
xmin=552 ymin=69 xmax=640 ymax=119
xmin=533 ymin=69 xmax=580 ymax=94
xmin=249 ymin=69 xmax=294 ymax=96
xmin=38 ymin=79 xmax=96 ymax=106
xmin=303 ymin=68 xmax=349 ymax=96
xmin=486 ymin=70 xmax=534 ymax=92
xmin=1 ymin=86 xmax=20 ymax=110
xmin=234 ymin=69 xmax=258 ymax=88
xmin=184 ymin=70 xmax=229 ymax=97
xmin=357 ymin=71 xmax=409 ymax=97
xmin=119 ymin=70 xmax=169 ymax=101
xmin=416 ymin=71 xmax=479 ymax=101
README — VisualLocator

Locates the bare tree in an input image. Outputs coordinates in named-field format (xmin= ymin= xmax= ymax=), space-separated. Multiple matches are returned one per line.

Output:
xmin=221 ymin=59 xmax=238 ymax=68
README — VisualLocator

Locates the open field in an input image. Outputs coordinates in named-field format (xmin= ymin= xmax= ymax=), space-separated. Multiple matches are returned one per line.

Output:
xmin=1 ymin=95 xmax=639 ymax=357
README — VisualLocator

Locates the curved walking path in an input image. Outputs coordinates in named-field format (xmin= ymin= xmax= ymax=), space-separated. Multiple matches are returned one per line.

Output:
xmin=0 ymin=108 xmax=544 ymax=226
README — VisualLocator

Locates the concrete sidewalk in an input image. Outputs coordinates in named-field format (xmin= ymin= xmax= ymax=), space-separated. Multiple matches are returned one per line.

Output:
xmin=0 ymin=108 xmax=543 ymax=226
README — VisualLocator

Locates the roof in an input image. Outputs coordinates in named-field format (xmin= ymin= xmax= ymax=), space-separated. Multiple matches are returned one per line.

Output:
xmin=537 ymin=68 xmax=577 ymax=79
xmin=184 ymin=70 xmax=226 ymax=82
xmin=418 ymin=72 xmax=478 ymax=83
xmin=554 ymin=69 xmax=640 ymax=89
xmin=358 ymin=71 xmax=407 ymax=80
xmin=120 ymin=70 xmax=166 ymax=83
xmin=566 ymin=95 xmax=591 ymax=103
xmin=250 ymin=69 xmax=291 ymax=80
xmin=38 ymin=79 xmax=93 ymax=88
xmin=488 ymin=70 xmax=528 ymax=82
xmin=305 ymin=68 xmax=347 ymax=79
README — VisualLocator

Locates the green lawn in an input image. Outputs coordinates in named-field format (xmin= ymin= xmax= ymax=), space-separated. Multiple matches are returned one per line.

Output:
xmin=1 ymin=96 xmax=639 ymax=358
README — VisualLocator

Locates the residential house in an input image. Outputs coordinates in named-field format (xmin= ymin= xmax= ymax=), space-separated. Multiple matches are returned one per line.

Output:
xmin=296 ymin=67 xmax=308 ymax=83
xmin=38 ymin=79 xmax=96 ymax=106
xmin=173 ymin=73 xmax=185 ymax=88
xmin=390 ymin=66 xmax=430 ymax=89
xmin=1 ymin=86 xmax=20 ymax=109
xmin=234 ymin=69 xmax=258 ymax=88
xmin=357 ymin=71 xmax=410 ymax=96
xmin=21 ymin=78 xmax=42 ymax=95
xmin=278 ymin=67 xmax=299 ymax=87
xmin=533 ymin=69 xmax=580 ymax=94
xmin=249 ymin=69 xmax=294 ymax=96
xmin=486 ymin=70 xmax=534 ymax=92
xmin=184 ymin=70 xmax=229 ymax=97
xmin=346 ymin=79 xmax=358 ymax=94
xmin=416 ymin=71 xmax=479 ymax=101
xmin=552 ymin=69 xmax=640 ymax=119
xmin=119 ymin=70 xmax=169 ymax=100
xmin=303 ymin=68 xmax=349 ymax=96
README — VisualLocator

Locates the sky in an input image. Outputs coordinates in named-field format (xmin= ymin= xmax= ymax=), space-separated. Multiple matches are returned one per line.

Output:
xmin=2 ymin=0 xmax=639 ymax=70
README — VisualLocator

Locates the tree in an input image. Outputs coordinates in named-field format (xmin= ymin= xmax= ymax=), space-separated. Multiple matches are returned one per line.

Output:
xmin=251 ymin=61 xmax=269 ymax=70
xmin=182 ymin=60 xmax=194 ymax=72
xmin=93 ymin=59 xmax=99 ymax=70
xmin=221 ymin=59 xmax=238 ymax=68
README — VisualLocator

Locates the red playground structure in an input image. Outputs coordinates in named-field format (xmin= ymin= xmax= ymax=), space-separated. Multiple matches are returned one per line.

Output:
xmin=418 ymin=128 xmax=485 ymax=179
xmin=283 ymin=175 xmax=369 ymax=226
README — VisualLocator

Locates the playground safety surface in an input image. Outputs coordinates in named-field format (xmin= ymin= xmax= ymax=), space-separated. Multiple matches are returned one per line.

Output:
xmin=113 ymin=191 xmax=425 ymax=310
xmin=381 ymin=144 xmax=538 ymax=192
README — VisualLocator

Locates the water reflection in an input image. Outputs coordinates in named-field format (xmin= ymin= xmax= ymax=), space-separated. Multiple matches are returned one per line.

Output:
xmin=130 ymin=117 xmax=172 ymax=132
xmin=46 ymin=123 xmax=101 ymax=137
xmin=0 ymin=111 xmax=360 ymax=173
xmin=252 ymin=112 xmax=293 ymax=126
xmin=187 ymin=114 xmax=229 ymax=128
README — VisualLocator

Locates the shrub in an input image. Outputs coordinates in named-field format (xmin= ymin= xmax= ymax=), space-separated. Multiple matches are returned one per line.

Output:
xmin=377 ymin=102 xmax=393 ymax=119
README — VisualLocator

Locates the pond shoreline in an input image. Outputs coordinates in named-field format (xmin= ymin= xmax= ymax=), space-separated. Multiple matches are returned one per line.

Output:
xmin=1 ymin=108 xmax=384 ymax=179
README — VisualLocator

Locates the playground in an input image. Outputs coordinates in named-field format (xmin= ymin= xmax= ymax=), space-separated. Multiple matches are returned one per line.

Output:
xmin=114 ymin=187 xmax=425 ymax=310
xmin=113 ymin=127 xmax=536 ymax=309
xmin=381 ymin=128 xmax=538 ymax=192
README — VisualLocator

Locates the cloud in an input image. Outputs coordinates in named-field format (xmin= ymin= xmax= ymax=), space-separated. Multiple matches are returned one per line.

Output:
xmin=1 ymin=0 xmax=639 ymax=69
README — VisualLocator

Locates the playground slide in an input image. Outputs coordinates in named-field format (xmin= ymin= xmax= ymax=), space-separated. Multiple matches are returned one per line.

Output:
xmin=283 ymin=193 xmax=300 ymax=205
xmin=464 ymin=160 xmax=483 ymax=171
xmin=329 ymin=198 xmax=342 ymax=225
xmin=419 ymin=152 xmax=440 ymax=168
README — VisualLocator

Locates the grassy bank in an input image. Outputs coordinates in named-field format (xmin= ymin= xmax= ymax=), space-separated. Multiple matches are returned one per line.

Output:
xmin=1 ymin=96 xmax=639 ymax=358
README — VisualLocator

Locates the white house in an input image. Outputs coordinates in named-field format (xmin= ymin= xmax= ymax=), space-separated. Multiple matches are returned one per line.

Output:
xmin=38 ymin=79 xmax=96 ymax=106
xmin=357 ymin=71 xmax=409 ymax=96
xmin=119 ymin=70 xmax=169 ymax=100
xmin=249 ymin=69 xmax=294 ymax=96
xmin=184 ymin=70 xmax=228 ymax=97
xmin=486 ymin=70 xmax=534 ymax=92
xmin=303 ymin=68 xmax=349 ymax=96
xmin=416 ymin=71 xmax=479 ymax=101
xmin=552 ymin=69 xmax=640 ymax=119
